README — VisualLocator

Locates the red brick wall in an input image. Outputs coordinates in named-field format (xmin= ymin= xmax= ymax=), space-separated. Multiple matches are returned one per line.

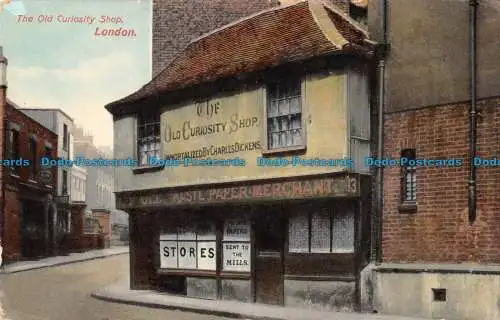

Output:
xmin=382 ymin=97 xmax=500 ymax=263
xmin=3 ymin=189 xmax=20 ymax=260
xmin=5 ymin=103 xmax=58 ymax=186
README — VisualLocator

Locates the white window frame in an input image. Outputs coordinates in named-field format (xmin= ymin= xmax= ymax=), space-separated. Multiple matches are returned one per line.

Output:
xmin=288 ymin=204 xmax=355 ymax=254
xmin=137 ymin=112 xmax=161 ymax=166
xmin=262 ymin=77 xmax=307 ymax=153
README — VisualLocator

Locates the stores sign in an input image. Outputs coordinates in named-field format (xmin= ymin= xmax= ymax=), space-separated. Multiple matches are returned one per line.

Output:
xmin=160 ymin=240 xmax=216 ymax=270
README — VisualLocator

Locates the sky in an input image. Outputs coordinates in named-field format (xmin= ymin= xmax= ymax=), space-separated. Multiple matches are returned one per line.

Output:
xmin=0 ymin=0 xmax=152 ymax=149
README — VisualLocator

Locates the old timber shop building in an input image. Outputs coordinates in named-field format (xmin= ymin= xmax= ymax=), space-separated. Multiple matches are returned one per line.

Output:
xmin=106 ymin=0 xmax=375 ymax=311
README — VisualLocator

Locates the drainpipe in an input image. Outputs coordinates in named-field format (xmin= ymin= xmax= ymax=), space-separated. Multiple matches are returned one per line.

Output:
xmin=374 ymin=0 xmax=388 ymax=264
xmin=0 ymin=46 xmax=7 ymax=251
xmin=468 ymin=0 xmax=478 ymax=225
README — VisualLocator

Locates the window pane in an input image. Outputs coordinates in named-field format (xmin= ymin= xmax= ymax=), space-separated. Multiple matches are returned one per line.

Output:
xmin=268 ymin=118 xmax=278 ymax=133
xmin=291 ymin=114 xmax=301 ymax=129
xmin=178 ymin=225 xmax=196 ymax=240
xmin=197 ymin=241 xmax=216 ymax=270
xmin=278 ymin=99 xmax=289 ymax=116
xmin=279 ymin=116 xmax=289 ymax=131
xmin=311 ymin=209 xmax=331 ymax=253
xmin=160 ymin=226 xmax=177 ymax=240
xmin=332 ymin=206 xmax=355 ymax=253
xmin=280 ymin=132 xmax=288 ymax=147
xmin=223 ymin=242 xmax=250 ymax=272
xmin=290 ymin=97 xmax=301 ymax=114
xmin=160 ymin=241 xmax=178 ymax=268
xmin=197 ymin=222 xmax=216 ymax=241
xmin=270 ymin=132 xmax=280 ymax=149
xmin=292 ymin=129 xmax=303 ymax=146
xmin=177 ymin=241 xmax=197 ymax=269
xmin=268 ymin=101 xmax=278 ymax=117
xmin=223 ymin=218 xmax=251 ymax=241
xmin=288 ymin=212 xmax=309 ymax=253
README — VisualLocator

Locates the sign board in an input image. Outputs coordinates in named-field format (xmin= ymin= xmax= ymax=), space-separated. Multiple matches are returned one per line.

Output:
xmin=117 ymin=175 xmax=360 ymax=209
xmin=223 ymin=242 xmax=250 ymax=272
xmin=223 ymin=219 xmax=250 ymax=241
xmin=160 ymin=240 xmax=216 ymax=270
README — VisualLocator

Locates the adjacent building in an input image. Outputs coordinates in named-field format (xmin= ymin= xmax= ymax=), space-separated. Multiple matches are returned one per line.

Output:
xmin=2 ymin=99 xmax=58 ymax=260
xmin=106 ymin=0 xmax=374 ymax=311
xmin=0 ymin=48 xmax=7 ymax=257
xmin=73 ymin=126 xmax=115 ymax=211
xmin=20 ymin=108 xmax=83 ymax=250
xmin=366 ymin=0 xmax=500 ymax=319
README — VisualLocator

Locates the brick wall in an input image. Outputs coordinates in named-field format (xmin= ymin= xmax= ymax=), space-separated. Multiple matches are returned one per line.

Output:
xmin=5 ymin=103 xmax=58 ymax=185
xmin=152 ymin=0 xmax=280 ymax=77
xmin=382 ymin=97 xmax=500 ymax=263
xmin=2 ymin=189 xmax=20 ymax=260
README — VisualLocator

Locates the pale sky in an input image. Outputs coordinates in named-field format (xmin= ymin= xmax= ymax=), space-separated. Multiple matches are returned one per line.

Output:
xmin=0 ymin=0 xmax=151 ymax=149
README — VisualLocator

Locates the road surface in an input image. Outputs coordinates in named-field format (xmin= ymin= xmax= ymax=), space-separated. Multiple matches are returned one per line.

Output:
xmin=0 ymin=254 xmax=233 ymax=320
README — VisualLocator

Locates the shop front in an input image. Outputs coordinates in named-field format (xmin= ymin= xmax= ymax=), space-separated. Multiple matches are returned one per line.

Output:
xmin=117 ymin=173 xmax=371 ymax=310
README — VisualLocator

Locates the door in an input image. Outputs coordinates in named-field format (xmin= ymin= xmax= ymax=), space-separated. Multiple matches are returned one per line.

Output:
xmin=254 ymin=206 xmax=284 ymax=305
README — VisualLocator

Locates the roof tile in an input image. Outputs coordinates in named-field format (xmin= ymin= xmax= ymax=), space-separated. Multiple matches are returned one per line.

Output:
xmin=106 ymin=0 xmax=373 ymax=112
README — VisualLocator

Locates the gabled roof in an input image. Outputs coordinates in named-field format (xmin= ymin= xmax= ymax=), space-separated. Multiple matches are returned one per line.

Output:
xmin=106 ymin=0 xmax=374 ymax=113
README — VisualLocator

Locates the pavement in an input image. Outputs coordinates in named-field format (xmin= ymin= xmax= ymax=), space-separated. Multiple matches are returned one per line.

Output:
xmin=92 ymin=278 xmax=431 ymax=320
xmin=0 ymin=254 xmax=230 ymax=320
xmin=0 ymin=246 xmax=129 ymax=274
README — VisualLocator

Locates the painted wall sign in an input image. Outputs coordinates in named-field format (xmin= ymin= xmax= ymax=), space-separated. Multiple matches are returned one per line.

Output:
xmin=223 ymin=242 xmax=251 ymax=272
xmin=160 ymin=240 xmax=216 ymax=270
xmin=116 ymin=175 xmax=359 ymax=209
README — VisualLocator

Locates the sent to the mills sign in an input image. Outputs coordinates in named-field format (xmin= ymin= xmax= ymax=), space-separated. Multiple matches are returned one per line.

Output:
xmin=116 ymin=175 xmax=359 ymax=209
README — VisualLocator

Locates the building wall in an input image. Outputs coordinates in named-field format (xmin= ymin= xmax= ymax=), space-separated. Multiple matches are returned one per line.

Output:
xmin=152 ymin=0 xmax=280 ymax=77
xmin=20 ymin=109 xmax=75 ymax=197
xmin=2 ymin=189 xmax=20 ymax=260
xmin=373 ymin=271 xmax=500 ymax=320
xmin=3 ymin=104 xmax=59 ymax=260
xmin=70 ymin=165 xmax=87 ymax=202
xmin=382 ymin=97 xmax=500 ymax=263
xmin=367 ymin=0 xmax=500 ymax=112
xmin=19 ymin=109 xmax=55 ymax=134
xmin=73 ymin=139 xmax=115 ymax=211
xmin=114 ymin=70 xmax=371 ymax=191
xmin=55 ymin=112 xmax=73 ymax=196
xmin=5 ymin=104 xmax=59 ymax=187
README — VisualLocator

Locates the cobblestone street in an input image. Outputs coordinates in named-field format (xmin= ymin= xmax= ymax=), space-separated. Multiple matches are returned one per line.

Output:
xmin=0 ymin=255 xmax=232 ymax=320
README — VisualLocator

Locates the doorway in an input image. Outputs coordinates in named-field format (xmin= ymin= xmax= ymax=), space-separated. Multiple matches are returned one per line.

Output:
xmin=254 ymin=205 xmax=284 ymax=305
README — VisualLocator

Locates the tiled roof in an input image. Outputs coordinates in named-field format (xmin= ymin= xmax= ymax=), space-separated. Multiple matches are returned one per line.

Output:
xmin=152 ymin=0 xmax=280 ymax=77
xmin=106 ymin=0 xmax=374 ymax=113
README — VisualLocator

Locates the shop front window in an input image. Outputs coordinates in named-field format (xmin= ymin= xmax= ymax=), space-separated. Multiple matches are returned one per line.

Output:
xmin=222 ymin=218 xmax=251 ymax=272
xmin=160 ymin=222 xmax=216 ymax=270
xmin=288 ymin=204 xmax=355 ymax=253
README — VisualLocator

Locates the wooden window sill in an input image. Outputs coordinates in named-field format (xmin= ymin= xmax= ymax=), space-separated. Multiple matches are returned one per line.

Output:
xmin=132 ymin=164 xmax=164 ymax=174
xmin=261 ymin=145 xmax=306 ymax=157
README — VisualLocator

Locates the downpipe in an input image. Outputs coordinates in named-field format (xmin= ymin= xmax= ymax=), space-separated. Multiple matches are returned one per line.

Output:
xmin=374 ymin=0 xmax=388 ymax=264
xmin=468 ymin=0 xmax=478 ymax=225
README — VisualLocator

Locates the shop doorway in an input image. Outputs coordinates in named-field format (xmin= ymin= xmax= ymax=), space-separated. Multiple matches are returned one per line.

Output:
xmin=254 ymin=205 xmax=284 ymax=305
xmin=21 ymin=200 xmax=46 ymax=258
